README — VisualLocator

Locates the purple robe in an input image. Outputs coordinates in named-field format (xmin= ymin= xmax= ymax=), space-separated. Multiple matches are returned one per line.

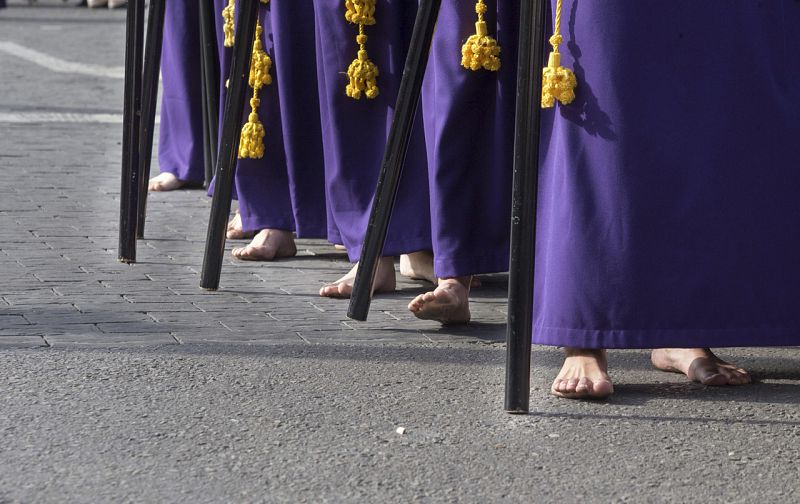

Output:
xmin=158 ymin=1 xmax=205 ymax=183
xmin=533 ymin=0 xmax=800 ymax=348
xmin=313 ymin=0 xmax=432 ymax=259
xmin=211 ymin=0 xmax=327 ymax=237
xmin=271 ymin=0 xmax=327 ymax=238
xmin=422 ymin=0 xmax=518 ymax=279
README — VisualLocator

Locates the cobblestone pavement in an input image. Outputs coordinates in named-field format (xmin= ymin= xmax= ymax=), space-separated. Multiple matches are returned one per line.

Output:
xmin=2 ymin=4 xmax=800 ymax=503
xmin=0 ymin=3 xmax=509 ymax=349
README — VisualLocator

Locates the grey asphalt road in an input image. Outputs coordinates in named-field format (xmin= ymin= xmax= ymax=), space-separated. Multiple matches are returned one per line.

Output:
xmin=1 ymin=3 xmax=799 ymax=503
xmin=2 ymin=345 xmax=800 ymax=503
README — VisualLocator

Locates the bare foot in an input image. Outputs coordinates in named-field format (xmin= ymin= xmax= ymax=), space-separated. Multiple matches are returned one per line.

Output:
xmin=319 ymin=257 xmax=396 ymax=298
xmin=227 ymin=212 xmax=256 ymax=240
xmin=651 ymin=348 xmax=752 ymax=386
xmin=551 ymin=348 xmax=614 ymax=399
xmin=334 ymin=244 xmax=347 ymax=251
xmin=408 ymin=276 xmax=471 ymax=324
xmin=148 ymin=172 xmax=187 ymax=192
xmin=400 ymin=251 xmax=436 ymax=283
xmin=231 ymin=229 xmax=296 ymax=261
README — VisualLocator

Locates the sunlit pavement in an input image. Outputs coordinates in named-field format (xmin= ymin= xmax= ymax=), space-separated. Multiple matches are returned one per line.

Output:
xmin=1 ymin=3 xmax=799 ymax=502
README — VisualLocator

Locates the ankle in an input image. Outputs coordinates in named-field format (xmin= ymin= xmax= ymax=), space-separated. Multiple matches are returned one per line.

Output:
xmin=437 ymin=276 xmax=471 ymax=290
xmin=377 ymin=256 xmax=396 ymax=269
xmin=564 ymin=347 xmax=607 ymax=359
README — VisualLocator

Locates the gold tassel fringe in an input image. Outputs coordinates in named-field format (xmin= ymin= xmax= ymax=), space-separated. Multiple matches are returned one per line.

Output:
xmin=461 ymin=0 xmax=501 ymax=72
xmin=222 ymin=0 xmax=270 ymax=49
xmin=345 ymin=0 xmax=379 ymax=100
xmin=542 ymin=0 xmax=577 ymax=108
xmin=239 ymin=19 xmax=272 ymax=159
xmin=223 ymin=0 xmax=235 ymax=48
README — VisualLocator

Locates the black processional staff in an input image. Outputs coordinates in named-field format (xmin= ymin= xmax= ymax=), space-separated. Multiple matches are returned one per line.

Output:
xmin=119 ymin=0 xmax=220 ymax=259
xmin=345 ymin=0 xmax=546 ymax=325
xmin=345 ymin=0 xmax=505 ymax=319
xmin=135 ymin=0 xmax=166 ymax=240
xmin=199 ymin=0 xmax=221 ymax=188
xmin=345 ymin=0 xmax=558 ymax=413
xmin=118 ymin=0 xmax=145 ymax=263
xmin=346 ymin=0 xmax=443 ymax=321
xmin=136 ymin=0 xmax=219 ymax=236
xmin=504 ymin=0 xmax=547 ymax=414
xmin=200 ymin=0 xmax=265 ymax=290
xmin=506 ymin=0 xmax=576 ymax=413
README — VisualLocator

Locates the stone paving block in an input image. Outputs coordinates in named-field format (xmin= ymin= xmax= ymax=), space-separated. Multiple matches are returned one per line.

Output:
xmin=49 ymin=283 xmax=114 ymax=296
xmin=0 ymin=280 xmax=51 ymax=293
xmin=173 ymin=332 xmax=302 ymax=345
xmin=31 ymin=272 xmax=95 ymax=283
xmin=0 ymin=315 xmax=33 ymax=330
xmin=29 ymin=227 xmax=83 ymax=238
xmin=94 ymin=321 xmax=184 ymax=334
xmin=120 ymin=293 xmax=247 ymax=304
xmin=0 ymin=336 xmax=46 ymax=348
xmin=73 ymin=302 xmax=204 ymax=314
xmin=212 ymin=318 xmax=294 ymax=334
xmin=0 ymin=326 xmax=47 ymax=337
xmin=5 ymin=295 xmax=87 ymax=307
xmin=422 ymin=322 xmax=507 ymax=344
xmin=298 ymin=330 xmax=431 ymax=345
xmin=144 ymin=312 xmax=222 ymax=324
xmin=10 ymin=305 xmax=79 ymax=316
xmin=44 ymin=333 xmax=177 ymax=348
xmin=23 ymin=311 xmax=154 ymax=325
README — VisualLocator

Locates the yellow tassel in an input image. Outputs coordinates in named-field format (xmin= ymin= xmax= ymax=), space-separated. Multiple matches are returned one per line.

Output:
xmin=345 ymin=0 xmax=376 ymax=26
xmin=222 ymin=0 xmax=235 ymax=48
xmin=345 ymin=0 xmax=379 ymax=100
xmin=248 ymin=29 xmax=273 ymax=90
xmin=239 ymin=96 xmax=266 ymax=159
xmin=223 ymin=0 xmax=270 ymax=49
xmin=542 ymin=0 xmax=577 ymax=108
xmin=346 ymin=28 xmax=380 ymax=100
xmin=239 ymin=20 xmax=272 ymax=159
xmin=461 ymin=0 xmax=501 ymax=72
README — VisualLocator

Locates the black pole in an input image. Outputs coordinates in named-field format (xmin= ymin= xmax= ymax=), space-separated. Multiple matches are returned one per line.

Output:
xmin=200 ymin=0 xmax=260 ymax=291
xmin=135 ymin=0 xmax=166 ymax=240
xmin=346 ymin=0 xmax=442 ymax=321
xmin=118 ymin=0 xmax=145 ymax=263
xmin=504 ymin=0 xmax=547 ymax=414
xmin=199 ymin=44 xmax=214 ymax=189
xmin=199 ymin=0 xmax=220 ymax=187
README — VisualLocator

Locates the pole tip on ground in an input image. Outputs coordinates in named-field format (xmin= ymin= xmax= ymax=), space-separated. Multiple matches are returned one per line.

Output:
xmin=346 ymin=308 xmax=368 ymax=322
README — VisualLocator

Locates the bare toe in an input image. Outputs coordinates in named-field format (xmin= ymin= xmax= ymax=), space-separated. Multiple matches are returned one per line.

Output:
xmin=652 ymin=348 xmax=751 ymax=387
xmin=319 ymin=284 xmax=342 ymax=298
xmin=148 ymin=173 xmax=185 ymax=192
xmin=591 ymin=378 xmax=614 ymax=397
xmin=320 ymin=258 xmax=396 ymax=300
xmin=550 ymin=348 xmax=613 ymax=400
xmin=408 ymin=277 xmax=471 ymax=325
xmin=230 ymin=229 xmax=295 ymax=262
xmin=575 ymin=377 xmax=591 ymax=394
